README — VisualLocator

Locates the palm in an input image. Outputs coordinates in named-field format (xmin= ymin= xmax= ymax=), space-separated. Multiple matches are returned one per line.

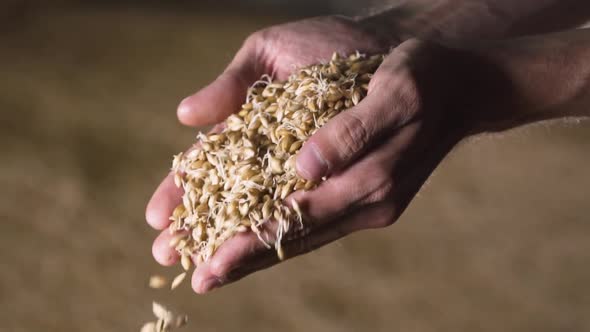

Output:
xmin=174 ymin=16 xmax=390 ymax=127
xmin=255 ymin=16 xmax=388 ymax=79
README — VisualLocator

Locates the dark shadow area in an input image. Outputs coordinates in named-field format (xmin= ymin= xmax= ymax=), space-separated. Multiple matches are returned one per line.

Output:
xmin=510 ymin=0 xmax=590 ymax=36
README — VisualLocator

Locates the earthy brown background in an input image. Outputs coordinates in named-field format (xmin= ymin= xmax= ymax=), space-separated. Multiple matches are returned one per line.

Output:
xmin=1 ymin=2 xmax=589 ymax=332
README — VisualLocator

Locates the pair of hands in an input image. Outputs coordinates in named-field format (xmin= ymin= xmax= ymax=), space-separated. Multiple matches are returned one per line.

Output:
xmin=146 ymin=16 xmax=514 ymax=293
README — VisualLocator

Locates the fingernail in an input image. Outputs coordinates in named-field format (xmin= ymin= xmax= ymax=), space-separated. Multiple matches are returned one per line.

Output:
xmin=177 ymin=97 xmax=192 ymax=116
xmin=296 ymin=142 xmax=328 ymax=180
xmin=201 ymin=277 xmax=222 ymax=293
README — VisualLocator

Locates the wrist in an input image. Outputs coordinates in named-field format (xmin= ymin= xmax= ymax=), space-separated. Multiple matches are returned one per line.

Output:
xmin=358 ymin=0 xmax=525 ymax=47
xmin=457 ymin=31 xmax=590 ymax=135
xmin=410 ymin=40 xmax=526 ymax=137
xmin=357 ymin=1 xmax=436 ymax=47
xmin=496 ymin=32 xmax=590 ymax=121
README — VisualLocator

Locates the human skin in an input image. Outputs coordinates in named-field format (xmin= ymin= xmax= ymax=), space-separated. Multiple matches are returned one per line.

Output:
xmin=146 ymin=2 xmax=590 ymax=294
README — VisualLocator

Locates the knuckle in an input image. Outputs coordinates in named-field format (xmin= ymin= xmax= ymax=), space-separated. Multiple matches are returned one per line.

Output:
xmin=367 ymin=63 xmax=404 ymax=93
xmin=242 ymin=28 xmax=277 ymax=72
xmin=242 ymin=29 xmax=270 ymax=56
xmin=244 ymin=30 xmax=263 ymax=46
xmin=376 ymin=211 xmax=397 ymax=228
xmin=370 ymin=65 xmax=422 ymax=125
xmin=332 ymin=112 xmax=371 ymax=162
xmin=283 ymin=237 xmax=308 ymax=260
xmin=365 ymin=202 xmax=399 ymax=229
xmin=284 ymin=222 xmax=312 ymax=242
xmin=210 ymin=259 xmax=230 ymax=278
xmin=367 ymin=70 xmax=385 ymax=93
xmin=367 ymin=178 xmax=394 ymax=205
xmin=152 ymin=245 xmax=175 ymax=266
xmin=291 ymin=224 xmax=327 ymax=256
xmin=356 ymin=162 xmax=395 ymax=206
xmin=292 ymin=227 xmax=338 ymax=256
xmin=393 ymin=73 xmax=422 ymax=122
xmin=248 ymin=27 xmax=276 ymax=47
xmin=391 ymin=39 xmax=424 ymax=60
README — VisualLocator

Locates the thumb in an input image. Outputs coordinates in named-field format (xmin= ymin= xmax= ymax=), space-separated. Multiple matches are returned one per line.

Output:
xmin=295 ymin=47 xmax=424 ymax=181
xmin=295 ymin=97 xmax=380 ymax=180
xmin=177 ymin=36 xmax=264 ymax=126
xmin=296 ymin=69 xmax=413 ymax=180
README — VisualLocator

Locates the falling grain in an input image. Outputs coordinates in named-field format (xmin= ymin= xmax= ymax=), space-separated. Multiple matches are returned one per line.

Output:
xmin=180 ymin=254 xmax=192 ymax=271
xmin=148 ymin=275 xmax=168 ymax=289
xmin=152 ymin=301 xmax=168 ymax=320
xmin=170 ymin=272 xmax=187 ymax=290
xmin=141 ymin=322 xmax=156 ymax=332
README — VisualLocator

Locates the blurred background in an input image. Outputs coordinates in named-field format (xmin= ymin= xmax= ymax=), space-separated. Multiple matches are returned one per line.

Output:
xmin=1 ymin=1 xmax=590 ymax=331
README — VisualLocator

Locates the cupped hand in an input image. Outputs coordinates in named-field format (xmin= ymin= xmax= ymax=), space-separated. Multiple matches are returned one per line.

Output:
xmin=176 ymin=15 xmax=395 ymax=127
xmin=146 ymin=15 xmax=399 ymax=291
xmin=146 ymin=15 xmax=509 ymax=294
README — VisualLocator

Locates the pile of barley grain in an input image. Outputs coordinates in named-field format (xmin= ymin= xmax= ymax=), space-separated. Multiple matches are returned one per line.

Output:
xmin=142 ymin=51 xmax=383 ymax=332
xmin=169 ymin=51 xmax=383 ymax=279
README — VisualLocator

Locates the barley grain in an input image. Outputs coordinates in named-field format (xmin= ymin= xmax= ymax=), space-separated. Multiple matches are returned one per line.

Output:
xmin=180 ymin=254 xmax=192 ymax=271
xmin=168 ymin=51 xmax=383 ymax=265
xmin=170 ymin=272 xmax=187 ymax=290
xmin=149 ymin=275 xmax=168 ymax=289
xmin=141 ymin=322 xmax=156 ymax=332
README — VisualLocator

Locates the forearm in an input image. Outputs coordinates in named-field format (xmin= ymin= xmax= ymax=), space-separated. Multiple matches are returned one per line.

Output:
xmin=361 ymin=0 xmax=590 ymax=43
xmin=470 ymin=29 xmax=590 ymax=132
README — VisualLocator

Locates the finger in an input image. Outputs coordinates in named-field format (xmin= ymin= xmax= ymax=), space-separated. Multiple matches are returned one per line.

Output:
xmin=192 ymin=140 xmax=448 ymax=293
xmin=189 ymin=125 xmax=417 ymax=276
xmin=292 ymin=120 xmax=422 ymax=223
xmin=191 ymin=201 xmax=395 ymax=293
xmin=218 ymin=171 xmax=431 ymax=287
xmin=296 ymin=54 xmax=419 ymax=181
xmin=152 ymin=229 xmax=181 ymax=266
xmin=191 ymin=219 xmax=282 ymax=294
xmin=191 ymin=231 xmax=267 ymax=294
xmin=177 ymin=37 xmax=265 ymax=127
xmin=270 ymin=201 xmax=396 ymax=263
xmin=198 ymin=143 xmax=451 ymax=291
xmin=191 ymin=120 xmax=426 ymax=293
xmin=189 ymin=127 xmax=416 ymax=293
xmin=145 ymin=172 xmax=183 ymax=230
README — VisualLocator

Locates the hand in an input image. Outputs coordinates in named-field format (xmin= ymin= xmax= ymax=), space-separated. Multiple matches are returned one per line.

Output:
xmin=146 ymin=16 xmax=512 ymax=294
xmin=176 ymin=15 xmax=398 ymax=127
xmin=145 ymin=15 xmax=406 ymax=292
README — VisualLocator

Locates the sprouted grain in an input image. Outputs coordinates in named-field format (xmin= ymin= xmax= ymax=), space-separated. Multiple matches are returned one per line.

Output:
xmin=143 ymin=52 xmax=383 ymax=331
xmin=169 ymin=51 xmax=383 ymax=269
